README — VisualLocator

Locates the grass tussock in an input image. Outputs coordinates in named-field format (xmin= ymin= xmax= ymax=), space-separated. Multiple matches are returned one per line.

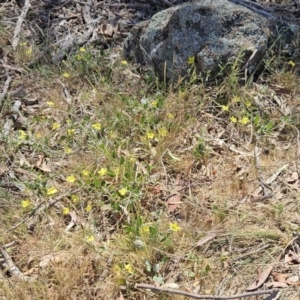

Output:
xmin=0 ymin=35 xmax=300 ymax=300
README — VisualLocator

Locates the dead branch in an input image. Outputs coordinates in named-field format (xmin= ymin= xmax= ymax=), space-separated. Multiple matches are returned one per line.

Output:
xmin=135 ymin=284 xmax=279 ymax=299
xmin=12 ymin=0 xmax=31 ymax=50
xmin=0 ymin=248 xmax=35 ymax=281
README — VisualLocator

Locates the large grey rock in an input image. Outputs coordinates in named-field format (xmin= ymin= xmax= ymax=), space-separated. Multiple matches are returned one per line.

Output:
xmin=122 ymin=0 xmax=277 ymax=81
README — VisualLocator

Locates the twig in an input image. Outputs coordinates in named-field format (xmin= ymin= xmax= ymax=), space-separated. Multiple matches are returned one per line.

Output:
xmin=12 ymin=0 xmax=31 ymax=50
xmin=135 ymin=284 xmax=278 ymax=299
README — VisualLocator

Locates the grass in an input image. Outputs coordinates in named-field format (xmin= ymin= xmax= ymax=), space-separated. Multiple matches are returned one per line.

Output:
xmin=0 ymin=29 xmax=300 ymax=299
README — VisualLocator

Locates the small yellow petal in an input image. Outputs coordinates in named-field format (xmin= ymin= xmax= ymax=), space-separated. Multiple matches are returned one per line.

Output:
xmin=52 ymin=122 xmax=60 ymax=130
xmin=62 ymin=207 xmax=70 ymax=215
xmin=169 ymin=222 xmax=181 ymax=232
xmin=86 ymin=235 xmax=94 ymax=242
xmin=46 ymin=187 xmax=58 ymax=196
xmin=222 ymin=105 xmax=229 ymax=111
xmin=67 ymin=129 xmax=75 ymax=136
xmin=239 ymin=116 xmax=250 ymax=125
xmin=63 ymin=72 xmax=70 ymax=78
xmin=47 ymin=101 xmax=54 ymax=107
xmin=66 ymin=175 xmax=76 ymax=183
xmin=21 ymin=199 xmax=31 ymax=208
xmin=79 ymin=47 xmax=86 ymax=53
xmin=141 ymin=226 xmax=150 ymax=233
xmin=85 ymin=203 xmax=92 ymax=212
xmin=82 ymin=170 xmax=90 ymax=176
xmin=118 ymin=188 xmax=128 ymax=196
xmin=146 ymin=131 xmax=155 ymax=139
xmin=158 ymin=128 xmax=168 ymax=137
xmin=64 ymin=147 xmax=72 ymax=154
xmin=98 ymin=168 xmax=107 ymax=176
xmin=187 ymin=56 xmax=195 ymax=65
xmin=121 ymin=60 xmax=128 ymax=65
xmin=71 ymin=195 xmax=79 ymax=203
xmin=230 ymin=116 xmax=237 ymax=123
xmin=124 ymin=264 xmax=133 ymax=273
xmin=288 ymin=60 xmax=295 ymax=67
xmin=92 ymin=123 xmax=101 ymax=131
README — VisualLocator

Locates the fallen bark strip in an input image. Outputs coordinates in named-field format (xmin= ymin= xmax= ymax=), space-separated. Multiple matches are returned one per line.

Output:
xmin=135 ymin=284 xmax=279 ymax=300
xmin=0 ymin=71 xmax=12 ymax=101
xmin=12 ymin=0 xmax=31 ymax=50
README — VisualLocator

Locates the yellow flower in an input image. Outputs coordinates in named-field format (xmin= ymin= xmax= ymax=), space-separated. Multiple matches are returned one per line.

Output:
xmin=118 ymin=188 xmax=128 ymax=196
xmin=98 ymin=168 xmax=107 ymax=176
xmin=26 ymin=47 xmax=32 ymax=55
xmin=158 ymin=127 xmax=168 ymax=137
xmin=86 ymin=235 xmax=94 ymax=242
xmin=232 ymin=96 xmax=240 ymax=103
xmin=222 ymin=105 xmax=229 ymax=111
xmin=141 ymin=226 xmax=150 ymax=233
xmin=244 ymin=100 xmax=251 ymax=108
xmin=64 ymin=147 xmax=72 ymax=154
xmin=62 ymin=207 xmax=70 ymax=215
xmin=167 ymin=113 xmax=174 ymax=119
xmin=47 ymin=101 xmax=54 ymax=107
xmin=21 ymin=199 xmax=31 ymax=208
xmin=67 ymin=129 xmax=75 ymax=136
xmin=75 ymin=54 xmax=82 ymax=60
xmin=146 ymin=131 xmax=155 ymax=139
xmin=85 ymin=203 xmax=92 ymax=212
xmin=124 ymin=264 xmax=133 ymax=274
xmin=109 ymin=131 xmax=117 ymax=139
xmin=288 ymin=60 xmax=295 ymax=67
xmin=82 ymin=170 xmax=90 ymax=176
xmin=151 ymin=100 xmax=158 ymax=108
xmin=187 ymin=56 xmax=195 ymax=65
xmin=66 ymin=119 xmax=71 ymax=124
xmin=79 ymin=47 xmax=86 ymax=53
xmin=230 ymin=116 xmax=237 ymax=123
xmin=169 ymin=222 xmax=181 ymax=232
xmin=18 ymin=130 xmax=28 ymax=140
xmin=66 ymin=175 xmax=76 ymax=183
xmin=35 ymin=133 xmax=42 ymax=138
xmin=52 ymin=122 xmax=60 ymax=130
xmin=92 ymin=123 xmax=101 ymax=131
xmin=121 ymin=60 xmax=128 ymax=65
xmin=239 ymin=116 xmax=250 ymax=125
xmin=63 ymin=72 xmax=70 ymax=78
xmin=71 ymin=195 xmax=79 ymax=203
xmin=46 ymin=187 xmax=58 ymax=196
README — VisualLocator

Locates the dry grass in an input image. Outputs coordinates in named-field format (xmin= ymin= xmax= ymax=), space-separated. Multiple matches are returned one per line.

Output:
xmin=0 ymin=29 xmax=300 ymax=300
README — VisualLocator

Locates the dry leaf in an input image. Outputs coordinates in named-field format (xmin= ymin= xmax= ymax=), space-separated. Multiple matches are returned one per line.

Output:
xmin=39 ymin=252 xmax=70 ymax=268
xmin=167 ymin=193 xmax=182 ymax=213
xmin=119 ymin=291 xmax=125 ymax=300
xmin=286 ymin=171 xmax=299 ymax=183
xmin=273 ymin=272 xmax=300 ymax=285
xmin=246 ymin=265 xmax=273 ymax=290
xmin=36 ymin=155 xmax=51 ymax=172
xmin=65 ymin=211 xmax=77 ymax=231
